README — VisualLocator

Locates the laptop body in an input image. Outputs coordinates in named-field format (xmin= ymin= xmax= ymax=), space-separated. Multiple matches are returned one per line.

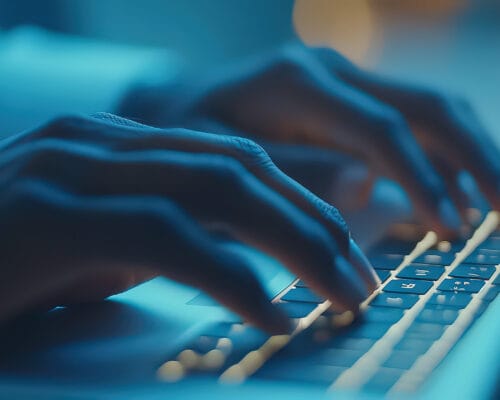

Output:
xmin=0 ymin=212 xmax=498 ymax=399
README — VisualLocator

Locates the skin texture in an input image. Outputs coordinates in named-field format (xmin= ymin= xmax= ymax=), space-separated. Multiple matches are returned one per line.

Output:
xmin=0 ymin=115 xmax=376 ymax=334
xmin=119 ymin=44 xmax=499 ymax=235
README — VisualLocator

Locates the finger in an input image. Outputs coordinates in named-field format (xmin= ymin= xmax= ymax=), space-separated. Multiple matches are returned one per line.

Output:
xmin=260 ymin=142 xmax=379 ymax=290
xmin=436 ymin=101 xmax=500 ymax=209
xmin=18 ymin=115 xmax=378 ymax=293
xmin=33 ymin=115 xmax=352 ymax=251
xmin=9 ymin=139 xmax=370 ymax=312
xmin=287 ymin=75 xmax=463 ymax=235
xmin=321 ymin=55 xmax=500 ymax=209
xmin=103 ymin=114 xmax=380 ymax=292
xmin=0 ymin=179 xmax=290 ymax=334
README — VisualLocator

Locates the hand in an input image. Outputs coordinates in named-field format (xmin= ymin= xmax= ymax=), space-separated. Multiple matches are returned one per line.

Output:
xmin=0 ymin=114 xmax=378 ymax=334
xmin=119 ymin=44 xmax=500 ymax=236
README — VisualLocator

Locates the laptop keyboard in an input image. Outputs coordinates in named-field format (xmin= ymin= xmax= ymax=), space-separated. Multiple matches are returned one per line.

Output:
xmin=157 ymin=211 xmax=500 ymax=394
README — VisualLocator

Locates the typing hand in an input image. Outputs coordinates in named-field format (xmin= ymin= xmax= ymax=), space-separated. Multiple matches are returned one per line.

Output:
xmin=0 ymin=114 xmax=378 ymax=333
xmin=120 ymin=45 xmax=500 ymax=236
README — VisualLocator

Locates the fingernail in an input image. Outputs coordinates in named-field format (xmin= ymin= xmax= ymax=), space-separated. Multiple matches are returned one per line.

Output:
xmin=438 ymin=198 xmax=462 ymax=231
xmin=334 ymin=255 xmax=369 ymax=309
xmin=349 ymin=238 xmax=381 ymax=291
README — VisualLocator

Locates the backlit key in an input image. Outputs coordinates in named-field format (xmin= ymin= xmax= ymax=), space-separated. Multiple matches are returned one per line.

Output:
xmin=463 ymin=252 xmax=500 ymax=265
xmin=450 ymin=265 xmax=495 ymax=280
xmin=376 ymin=269 xmax=391 ymax=283
xmin=438 ymin=278 xmax=484 ymax=293
xmin=397 ymin=265 xmax=444 ymax=281
xmin=281 ymin=287 xmax=324 ymax=303
xmin=428 ymin=292 xmax=472 ymax=308
xmin=417 ymin=306 xmax=459 ymax=325
xmin=369 ymin=255 xmax=404 ymax=270
xmin=370 ymin=293 xmax=419 ymax=309
xmin=413 ymin=251 xmax=455 ymax=265
xmin=384 ymin=279 xmax=433 ymax=295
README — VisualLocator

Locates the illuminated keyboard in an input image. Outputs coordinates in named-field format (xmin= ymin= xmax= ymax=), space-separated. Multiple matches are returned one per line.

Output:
xmin=157 ymin=212 xmax=500 ymax=394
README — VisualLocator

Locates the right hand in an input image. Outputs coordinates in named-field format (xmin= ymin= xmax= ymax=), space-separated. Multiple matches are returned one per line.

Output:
xmin=0 ymin=114 xmax=378 ymax=334
xmin=120 ymin=45 xmax=500 ymax=235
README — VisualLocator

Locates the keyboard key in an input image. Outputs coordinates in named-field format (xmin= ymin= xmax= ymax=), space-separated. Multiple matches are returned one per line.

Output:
xmin=256 ymin=362 xmax=345 ymax=386
xmin=397 ymin=265 xmax=444 ymax=281
xmin=337 ymin=322 xmax=390 ymax=340
xmin=281 ymin=287 xmax=324 ymax=303
xmin=383 ymin=350 xmax=421 ymax=369
xmin=295 ymin=280 xmax=307 ymax=288
xmin=431 ymin=240 xmax=466 ymax=253
xmin=413 ymin=251 xmax=456 ymax=265
xmin=395 ymin=338 xmax=434 ymax=354
xmin=438 ymin=278 xmax=485 ymax=293
xmin=483 ymin=286 xmax=499 ymax=302
xmin=405 ymin=323 xmax=447 ymax=340
xmin=364 ymin=368 xmax=403 ymax=392
xmin=369 ymin=255 xmax=404 ymax=270
xmin=376 ymin=269 xmax=391 ymax=283
xmin=370 ymin=238 xmax=415 ymax=254
xmin=276 ymin=301 xmax=317 ymax=318
xmin=362 ymin=307 xmax=404 ymax=324
xmin=327 ymin=337 xmax=375 ymax=351
xmin=428 ymin=292 xmax=472 ymax=308
xmin=450 ymin=264 xmax=495 ymax=280
xmin=493 ymin=274 xmax=500 ymax=286
xmin=313 ymin=348 xmax=365 ymax=367
xmin=474 ymin=248 xmax=500 ymax=256
xmin=371 ymin=293 xmax=419 ymax=309
xmin=479 ymin=237 xmax=500 ymax=250
xmin=417 ymin=306 xmax=459 ymax=325
xmin=384 ymin=279 xmax=433 ymax=295
xmin=463 ymin=253 xmax=500 ymax=265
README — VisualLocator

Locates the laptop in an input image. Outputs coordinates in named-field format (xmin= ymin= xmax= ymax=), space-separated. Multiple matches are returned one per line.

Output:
xmin=0 ymin=211 xmax=498 ymax=399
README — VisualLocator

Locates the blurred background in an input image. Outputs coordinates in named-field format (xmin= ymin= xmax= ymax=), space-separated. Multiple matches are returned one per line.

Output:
xmin=0 ymin=0 xmax=499 ymax=142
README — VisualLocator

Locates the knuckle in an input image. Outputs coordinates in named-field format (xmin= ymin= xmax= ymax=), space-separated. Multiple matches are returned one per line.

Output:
xmin=313 ymin=196 xmax=350 ymax=239
xmin=226 ymin=136 xmax=273 ymax=168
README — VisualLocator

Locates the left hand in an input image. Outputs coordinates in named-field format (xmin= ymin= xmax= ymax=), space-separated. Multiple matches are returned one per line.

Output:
xmin=118 ymin=44 xmax=500 ymax=237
